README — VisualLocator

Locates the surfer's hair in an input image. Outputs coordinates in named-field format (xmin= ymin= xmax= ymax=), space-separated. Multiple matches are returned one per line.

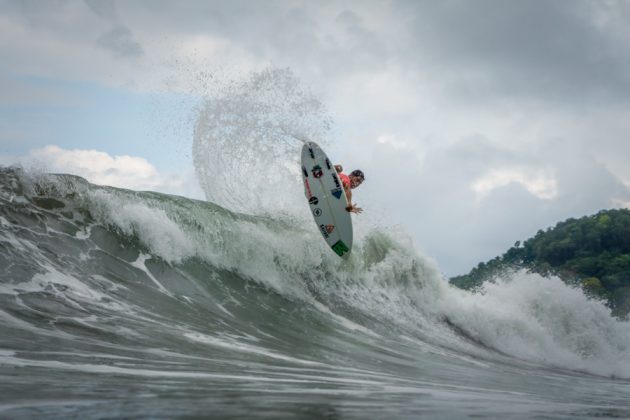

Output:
xmin=351 ymin=170 xmax=365 ymax=180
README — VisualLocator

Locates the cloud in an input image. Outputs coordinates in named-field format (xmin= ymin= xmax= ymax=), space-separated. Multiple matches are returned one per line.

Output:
xmin=96 ymin=25 xmax=144 ymax=58
xmin=84 ymin=0 xmax=118 ymax=20
xmin=612 ymin=198 xmax=630 ymax=210
xmin=84 ymin=0 xmax=144 ymax=58
xmin=400 ymin=0 xmax=630 ymax=105
xmin=24 ymin=145 xmax=203 ymax=199
xmin=3 ymin=1 xmax=630 ymax=103
xmin=472 ymin=168 xmax=558 ymax=200
xmin=376 ymin=133 xmax=412 ymax=151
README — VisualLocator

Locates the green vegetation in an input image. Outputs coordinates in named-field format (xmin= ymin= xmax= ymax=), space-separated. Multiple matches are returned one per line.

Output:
xmin=450 ymin=209 xmax=630 ymax=317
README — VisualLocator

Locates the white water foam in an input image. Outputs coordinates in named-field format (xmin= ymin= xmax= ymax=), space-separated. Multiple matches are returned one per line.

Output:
xmin=130 ymin=253 xmax=172 ymax=296
xmin=183 ymin=331 xmax=324 ymax=366
xmin=438 ymin=272 xmax=630 ymax=377
xmin=88 ymin=190 xmax=196 ymax=263
xmin=291 ymin=232 xmax=630 ymax=379
xmin=0 ymin=267 xmax=107 ymax=303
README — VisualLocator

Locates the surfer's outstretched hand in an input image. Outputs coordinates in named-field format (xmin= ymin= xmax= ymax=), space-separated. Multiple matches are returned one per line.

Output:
xmin=347 ymin=204 xmax=363 ymax=214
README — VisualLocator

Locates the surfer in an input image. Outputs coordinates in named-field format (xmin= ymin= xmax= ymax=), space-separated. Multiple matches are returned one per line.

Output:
xmin=335 ymin=165 xmax=365 ymax=214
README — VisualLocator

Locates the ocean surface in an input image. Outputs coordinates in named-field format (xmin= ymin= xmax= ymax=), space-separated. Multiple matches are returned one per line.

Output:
xmin=1 ymin=166 xmax=630 ymax=419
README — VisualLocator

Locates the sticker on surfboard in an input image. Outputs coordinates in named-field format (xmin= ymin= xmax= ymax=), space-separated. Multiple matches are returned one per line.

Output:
xmin=331 ymin=240 xmax=350 ymax=257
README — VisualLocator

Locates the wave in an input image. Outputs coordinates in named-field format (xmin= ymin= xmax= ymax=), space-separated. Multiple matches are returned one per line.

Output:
xmin=2 ymin=166 xmax=629 ymax=386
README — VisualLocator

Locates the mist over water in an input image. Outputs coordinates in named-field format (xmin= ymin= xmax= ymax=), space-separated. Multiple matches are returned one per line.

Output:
xmin=1 ymin=68 xmax=630 ymax=418
xmin=193 ymin=67 xmax=331 ymax=216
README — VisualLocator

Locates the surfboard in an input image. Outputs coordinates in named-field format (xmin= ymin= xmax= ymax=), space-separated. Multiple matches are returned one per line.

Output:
xmin=301 ymin=142 xmax=353 ymax=257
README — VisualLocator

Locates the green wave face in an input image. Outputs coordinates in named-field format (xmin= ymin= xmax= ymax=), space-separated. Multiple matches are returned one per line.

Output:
xmin=1 ymin=167 xmax=630 ymax=418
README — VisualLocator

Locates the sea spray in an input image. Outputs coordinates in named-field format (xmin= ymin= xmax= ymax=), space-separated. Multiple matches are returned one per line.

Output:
xmin=193 ymin=67 xmax=332 ymax=216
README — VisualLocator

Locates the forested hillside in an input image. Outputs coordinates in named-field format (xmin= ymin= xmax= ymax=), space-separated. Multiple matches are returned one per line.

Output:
xmin=450 ymin=209 xmax=630 ymax=316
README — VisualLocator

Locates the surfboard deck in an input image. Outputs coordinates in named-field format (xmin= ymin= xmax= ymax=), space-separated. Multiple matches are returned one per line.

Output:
xmin=301 ymin=142 xmax=353 ymax=257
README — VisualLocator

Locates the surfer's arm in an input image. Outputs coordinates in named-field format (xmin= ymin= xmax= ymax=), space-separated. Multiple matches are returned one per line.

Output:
xmin=344 ymin=185 xmax=362 ymax=213
xmin=344 ymin=184 xmax=352 ymax=209
xmin=343 ymin=181 xmax=363 ymax=213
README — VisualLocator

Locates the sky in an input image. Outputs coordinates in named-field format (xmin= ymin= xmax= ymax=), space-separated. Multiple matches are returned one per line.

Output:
xmin=2 ymin=0 xmax=630 ymax=276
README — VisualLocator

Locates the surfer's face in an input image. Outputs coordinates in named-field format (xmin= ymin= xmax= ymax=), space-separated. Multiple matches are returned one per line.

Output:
xmin=350 ymin=175 xmax=363 ymax=189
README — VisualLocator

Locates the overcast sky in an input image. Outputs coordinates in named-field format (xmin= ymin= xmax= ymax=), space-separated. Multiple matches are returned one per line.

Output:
xmin=2 ymin=0 xmax=630 ymax=276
